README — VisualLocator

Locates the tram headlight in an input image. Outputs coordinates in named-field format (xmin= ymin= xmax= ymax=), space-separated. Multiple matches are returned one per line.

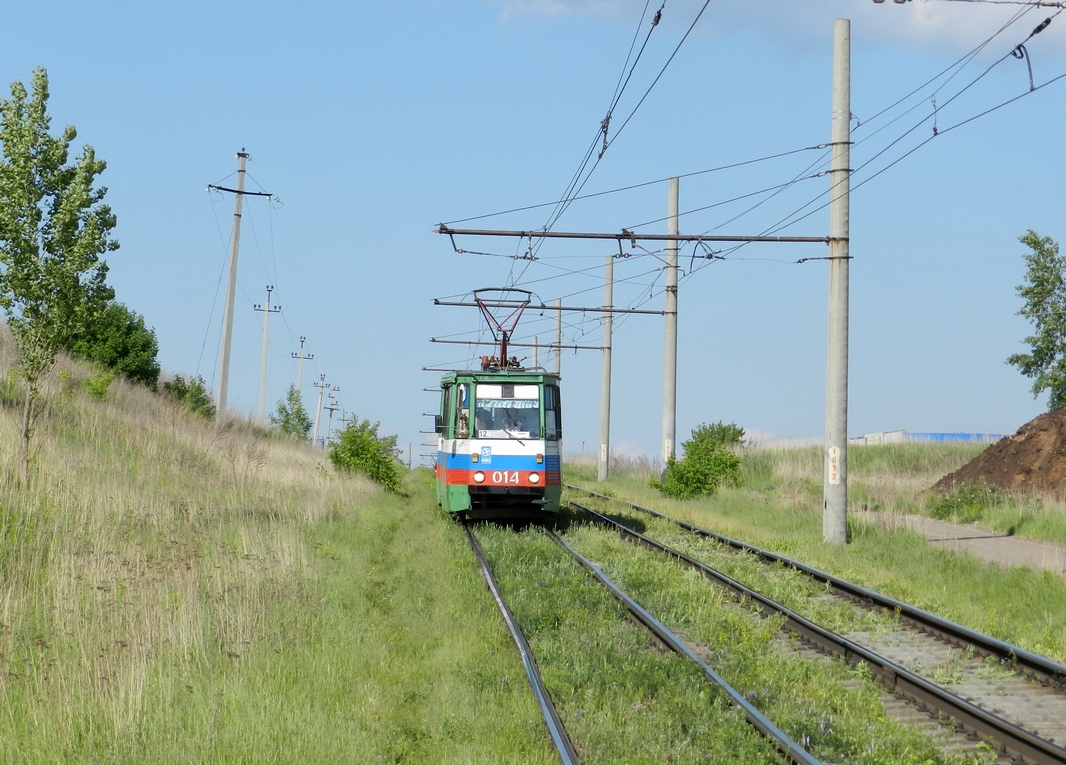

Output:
xmin=472 ymin=471 xmax=486 ymax=484
xmin=528 ymin=472 xmax=541 ymax=484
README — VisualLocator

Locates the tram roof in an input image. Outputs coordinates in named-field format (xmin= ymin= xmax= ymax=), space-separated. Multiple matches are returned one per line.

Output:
xmin=440 ymin=368 xmax=561 ymax=383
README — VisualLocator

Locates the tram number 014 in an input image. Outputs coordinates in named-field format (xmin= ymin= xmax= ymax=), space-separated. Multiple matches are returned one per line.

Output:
xmin=491 ymin=470 xmax=520 ymax=484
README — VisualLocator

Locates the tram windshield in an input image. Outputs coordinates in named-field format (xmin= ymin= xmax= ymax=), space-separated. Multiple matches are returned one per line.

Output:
xmin=474 ymin=383 xmax=540 ymax=438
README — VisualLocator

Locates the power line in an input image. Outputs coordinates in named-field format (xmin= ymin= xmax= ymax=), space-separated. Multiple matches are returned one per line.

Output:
xmin=440 ymin=145 xmax=824 ymax=227
xmin=440 ymin=4 xmax=1065 ymax=362
xmin=536 ymin=0 xmax=710 ymax=260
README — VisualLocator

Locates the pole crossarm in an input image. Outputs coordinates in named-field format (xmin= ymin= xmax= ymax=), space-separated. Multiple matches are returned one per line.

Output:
xmin=207 ymin=185 xmax=275 ymax=198
xmin=436 ymin=224 xmax=829 ymax=246
xmin=433 ymin=298 xmax=663 ymax=316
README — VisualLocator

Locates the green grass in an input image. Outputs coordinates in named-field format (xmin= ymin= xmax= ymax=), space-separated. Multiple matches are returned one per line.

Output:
xmin=475 ymin=523 xmax=785 ymax=764
xmin=4 ymin=353 xmax=1064 ymax=763
xmin=566 ymin=449 xmax=1066 ymax=664
xmin=0 ymin=360 xmax=557 ymax=764
xmin=557 ymin=521 xmax=961 ymax=765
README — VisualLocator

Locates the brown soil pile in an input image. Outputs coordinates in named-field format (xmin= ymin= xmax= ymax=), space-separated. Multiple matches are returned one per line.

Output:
xmin=933 ymin=409 xmax=1066 ymax=494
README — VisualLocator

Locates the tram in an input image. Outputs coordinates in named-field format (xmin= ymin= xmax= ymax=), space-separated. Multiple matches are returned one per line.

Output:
xmin=434 ymin=290 xmax=562 ymax=519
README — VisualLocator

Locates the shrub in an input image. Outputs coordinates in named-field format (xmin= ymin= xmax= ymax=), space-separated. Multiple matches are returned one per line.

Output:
xmin=329 ymin=416 xmax=404 ymax=492
xmin=927 ymin=480 xmax=1000 ymax=524
xmin=69 ymin=301 xmax=161 ymax=389
xmin=82 ymin=368 xmax=115 ymax=400
xmin=688 ymin=421 xmax=746 ymax=449
xmin=269 ymin=384 xmax=313 ymax=440
xmin=161 ymin=374 xmax=216 ymax=419
xmin=651 ymin=421 xmax=744 ymax=499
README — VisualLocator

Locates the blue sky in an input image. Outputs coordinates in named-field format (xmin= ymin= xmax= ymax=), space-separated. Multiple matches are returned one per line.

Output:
xmin=4 ymin=1 xmax=1065 ymax=462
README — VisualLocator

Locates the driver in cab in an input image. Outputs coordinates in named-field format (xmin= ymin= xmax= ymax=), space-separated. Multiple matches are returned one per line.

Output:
xmin=503 ymin=408 xmax=526 ymax=432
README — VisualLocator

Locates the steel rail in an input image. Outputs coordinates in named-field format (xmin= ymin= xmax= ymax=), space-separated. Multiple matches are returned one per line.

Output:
xmin=541 ymin=527 xmax=822 ymax=765
xmin=464 ymin=527 xmax=581 ymax=765
xmin=570 ymin=500 xmax=1066 ymax=765
xmin=566 ymin=483 xmax=1066 ymax=690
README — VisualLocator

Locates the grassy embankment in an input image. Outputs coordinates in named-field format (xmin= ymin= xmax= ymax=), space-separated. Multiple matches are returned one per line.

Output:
xmin=0 ymin=356 xmax=557 ymax=764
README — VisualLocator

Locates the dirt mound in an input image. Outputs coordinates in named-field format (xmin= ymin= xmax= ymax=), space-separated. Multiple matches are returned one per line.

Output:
xmin=933 ymin=410 xmax=1066 ymax=494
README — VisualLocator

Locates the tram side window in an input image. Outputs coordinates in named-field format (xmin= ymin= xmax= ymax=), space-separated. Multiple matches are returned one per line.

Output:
xmin=440 ymin=385 xmax=453 ymax=436
xmin=544 ymin=385 xmax=562 ymax=440
xmin=456 ymin=383 xmax=470 ymax=439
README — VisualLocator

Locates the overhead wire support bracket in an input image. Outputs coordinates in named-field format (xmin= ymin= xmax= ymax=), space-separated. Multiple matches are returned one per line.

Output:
xmin=433 ymin=298 xmax=663 ymax=316
xmin=435 ymin=224 xmax=829 ymax=246
xmin=430 ymin=338 xmax=605 ymax=351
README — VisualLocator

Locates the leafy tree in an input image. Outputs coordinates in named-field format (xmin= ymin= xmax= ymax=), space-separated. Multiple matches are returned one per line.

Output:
xmin=651 ymin=421 xmax=744 ymax=500
xmin=0 ymin=68 xmax=117 ymax=478
xmin=329 ymin=416 xmax=404 ymax=492
xmin=269 ymin=384 xmax=312 ymax=440
xmin=162 ymin=374 xmax=216 ymax=420
xmin=686 ymin=421 xmax=746 ymax=451
xmin=69 ymin=300 xmax=160 ymax=389
xmin=1007 ymin=230 xmax=1066 ymax=410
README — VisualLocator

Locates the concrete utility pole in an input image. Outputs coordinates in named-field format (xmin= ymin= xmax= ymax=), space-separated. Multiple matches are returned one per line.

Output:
xmin=599 ymin=254 xmax=614 ymax=481
xmin=554 ymin=298 xmax=562 ymax=376
xmin=311 ymin=375 xmax=328 ymax=447
xmin=824 ymin=18 xmax=852 ymax=544
xmin=292 ymin=336 xmax=313 ymax=394
xmin=325 ymin=387 xmax=340 ymax=445
xmin=255 ymin=285 xmax=281 ymax=424
xmin=662 ymin=177 xmax=679 ymax=474
xmin=209 ymin=150 xmax=273 ymax=424
xmin=215 ymin=151 xmax=249 ymax=423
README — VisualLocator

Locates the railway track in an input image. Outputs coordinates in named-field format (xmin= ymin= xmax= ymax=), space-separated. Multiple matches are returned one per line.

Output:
xmin=464 ymin=526 xmax=581 ymax=765
xmin=465 ymin=522 xmax=822 ymax=764
xmin=566 ymin=484 xmax=1066 ymax=765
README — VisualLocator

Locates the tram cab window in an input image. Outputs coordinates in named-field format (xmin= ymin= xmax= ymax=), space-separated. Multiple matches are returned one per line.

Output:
xmin=474 ymin=383 xmax=540 ymax=439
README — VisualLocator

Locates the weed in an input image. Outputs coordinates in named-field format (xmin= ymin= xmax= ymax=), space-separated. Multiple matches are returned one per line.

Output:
xmin=82 ymin=368 xmax=115 ymax=400
xmin=927 ymin=481 xmax=1001 ymax=524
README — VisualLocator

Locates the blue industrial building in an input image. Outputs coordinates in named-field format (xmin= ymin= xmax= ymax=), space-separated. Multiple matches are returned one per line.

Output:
xmin=849 ymin=430 xmax=1005 ymax=446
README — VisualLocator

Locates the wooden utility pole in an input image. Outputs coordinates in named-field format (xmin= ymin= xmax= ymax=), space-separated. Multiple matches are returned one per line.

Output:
xmin=824 ymin=18 xmax=852 ymax=544
xmin=255 ymin=285 xmax=281 ymax=424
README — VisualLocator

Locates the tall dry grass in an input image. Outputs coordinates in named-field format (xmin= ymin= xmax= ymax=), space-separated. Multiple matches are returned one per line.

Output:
xmin=0 ymin=351 xmax=378 ymax=759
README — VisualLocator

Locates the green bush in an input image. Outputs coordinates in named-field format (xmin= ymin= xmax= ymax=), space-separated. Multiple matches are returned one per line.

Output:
xmin=69 ymin=301 xmax=161 ymax=389
xmin=651 ymin=421 xmax=744 ymax=499
xmin=269 ymin=384 xmax=313 ymax=440
xmin=82 ymin=368 xmax=115 ymax=400
xmin=689 ymin=421 xmax=746 ymax=449
xmin=329 ymin=416 xmax=404 ymax=492
xmin=927 ymin=480 xmax=1001 ymax=524
xmin=161 ymin=374 xmax=216 ymax=419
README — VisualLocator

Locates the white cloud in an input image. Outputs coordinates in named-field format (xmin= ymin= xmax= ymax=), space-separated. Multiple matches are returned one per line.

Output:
xmin=491 ymin=0 xmax=1066 ymax=60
